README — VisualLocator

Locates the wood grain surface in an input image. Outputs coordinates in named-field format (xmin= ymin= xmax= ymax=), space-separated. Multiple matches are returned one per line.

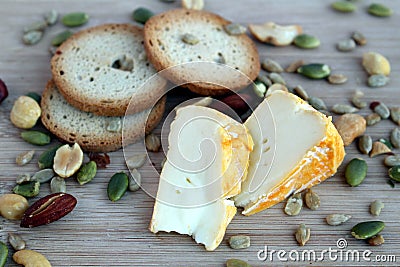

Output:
xmin=0 ymin=0 xmax=399 ymax=266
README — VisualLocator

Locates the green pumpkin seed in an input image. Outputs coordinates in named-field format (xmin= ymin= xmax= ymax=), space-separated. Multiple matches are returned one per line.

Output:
xmin=182 ymin=33 xmax=199 ymax=45
xmin=390 ymin=107 xmax=400 ymax=125
xmin=51 ymin=30 xmax=73 ymax=46
xmin=8 ymin=233 xmax=26 ymax=251
xmin=268 ymin=72 xmax=286 ymax=85
xmin=77 ymin=161 xmax=97 ymax=185
xmin=25 ymin=92 xmax=41 ymax=103
xmin=384 ymin=155 xmax=400 ymax=167
xmin=379 ymin=138 xmax=393 ymax=149
xmin=253 ymin=80 xmax=267 ymax=98
xmin=294 ymin=34 xmax=320 ymax=49
xmin=293 ymin=85 xmax=309 ymax=101
xmin=13 ymin=181 xmax=40 ymax=197
xmin=351 ymin=90 xmax=367 ymax=109
xmin=336 ymin=39 xmax=356 ymax=52
xmin=388 ymin=165 xmax=400 ymax=182
xmin=23 ymin=21 xmax=47 ymax=33
xmin=368 ymin=234 xmax=385 ymax=246
xmin=62 ymin=12 xmax=89 ymax=27
xmin=229 ymin=235 xmax=251 ymax=249
xmin=261 ymin=59 xmax=283 ymax=73
xmin=16 ymin=150 xmax=35 ymax=166
xmin=21 ymin=131 xmax=51 ymax=146
xmin=304 ymin=189 xmax=320 ymax=210
xmin=132 ymin=7 xmax=154 ymax=24
xmin=295 ymin=223 xmax=310 ymax=246
xmin=107 ymin=172 xmax=129 ymax=202
xmin=284 ymin=193 xmax=303 ymax=216
xmin=224 ymin=23 xmax=247 ymax=35
xmin=332 ymin=104 xmax=358 ymax=114
xmin=32 ymin=169 xmax=54 ymax=183
xmin=328 ymin=74 xmax=348 ymax=84
xmin=22 ymin=30 xmax=43 ymax=45
xmin=358 ymin=135 xmax=372 ymax=154
xmin=16 ymin=173 xmax=31 ymax=184
xmin=366 ymin=113 xmax=381 ymax=126
xmin=373 ymin=102 xmax=390 ymax=119
xmin=226 ymin=259 xmax=252 ymax=267
xmin=326 ymin=214 xmax=351 ymax=226
xmin=368 ymin=3 xmax=393 ymax=17
xmin=50 ymin=176 xmax=66 ymax=193
xmin=368 ymin=74 xmax=389 ymax=88
xmin=0 ymin=241 xmax=8 ymax=267
xmin=297 ymin=63 xmax=331 ymax=79
xmin=128 ymin=169 xmax=141 ymax=192
xmin=331 ymin=1 xmax=356 ymax=12
xmin=351 ymin=221 xmax=385 ymax=239
xmin=370 ymin=200 xmax=384 ymax=216
xmin=345 ymin=158 xmax=367 ymax=187
xmin=352 ymin=31 xmax=367 ymax=46
xmin=308 ymin=96 xmax=327 ymax=111
xmin=390 ymin=128 xmax=400 ymax=148
xmin=44 ymin=9 xmax=59 ymax=25
xmin=38 ymin=144 xmax=62 ymax=169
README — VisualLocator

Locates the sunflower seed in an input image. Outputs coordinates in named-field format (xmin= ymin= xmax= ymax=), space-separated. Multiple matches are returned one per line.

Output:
xmin=286 ymin=60 xmax=305 ymax=73
xmin=182 ymin=33 xmax=199 ymax=45
xmin=128 ymin=168 xmax=141 ymax=192
xmin=229 ymin=235 xmax=251 ymax=249
xmin=261 ymin=59 xmax=283 ymax=73
xmin=126 ymin=154 xmax=147 ymax=169
xmin=366 ymin=113 xmax=381 ymax=126
xmin=370 ymin=200 xmax=384 ymax=216
xmin=368 ymin=235 xmax=385 ymax=246
xmin=336 ymin=39 xmax=356 ymax=52
xmin=268 ymin=72 xmax=286 ymax=85
xmin=370 ymin=141 xmax=391 ymax=158
xmin=256 ymin=75 xmax=272 ymax=87
xmin=16 ymin=173 xmax=31 ymax=184
xmin=326 ymin=214 xmax=352 ymax=226
xmin=16 ymin=150 xmax=35 ymax=166
xmin=328 ymin=74 xmax=348 ymax=84
xmin=332 ymin=104 xmax=358 ymax=114
xmin=50 ymin=176 xmax=66 ymax=193
xmin=284 ymin=193 xmax=303 ymax=216
xmin=23 ymin=21 xmax=47 ymax=33
xmin=32 ymin=169 xmax=54 ymax=183
xmin=351 ymin=90 xmax=367 ymax=109
xmin=384 ymin=155 xmax=400 ymax=167
xmin=145 ymin=134 xmax=161 ymax=152
xmin=352 ymin=31 xmax=367 ymax=46
xmin=224 ymin=23 xmax=247 ymax=35
xmin=371 ymin=102 xmax=390 ymax=119
xmin=293 ymin=85 xmax=309 ymax=101
xmin=295 ymin=223 xmax=310 ymax=246
xmin=390 ymin=107 xmax=400 ymax=125
xmin=368 ymin=74 xmax=389 ymax=88
xmin=8 ymin=233 xmax=26 ymax=251
xmin=358 ymin=135 xmax=372 ymax=154
xmin=308 ymin=96 xmax=327 ymax=111
xmin=391 ymin=128 xmax=400 ymax=148
xmin=304 ymin=189 xmax=320 ymax=210
xmin=44 ymin=10 xmax=58 ymax=25
xmin=368 ymin=3 xmax=393 ymax=17
xmin=22 ymin=30 xmax=43 ymax=45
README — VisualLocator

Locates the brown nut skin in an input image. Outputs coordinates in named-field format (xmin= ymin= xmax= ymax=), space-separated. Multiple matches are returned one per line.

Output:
xmin=13 ymin=249 xmax=52 ymax=267
xmin=334 ymin=114 xmax=366 ymax=146
xmin=0 ymin=194 xmax=29 ymax=220
xmin=10 ymin=96 xmax=41 ymax=129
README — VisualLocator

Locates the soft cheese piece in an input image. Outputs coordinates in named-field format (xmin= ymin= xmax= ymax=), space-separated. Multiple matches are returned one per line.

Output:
xmin=234 ymin=91 xmax=345 ymax=216
xmin=150 ymin=105 xmax=253 ymax=251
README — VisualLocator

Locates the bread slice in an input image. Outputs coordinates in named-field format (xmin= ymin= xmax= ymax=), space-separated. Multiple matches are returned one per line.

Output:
xmin=51 ymin=24 xmax=166 ymax=116
xmin=144 ymin=9 xmax=260 ymax=95
xmin=41 ymin=80 xmax=165 ymax=152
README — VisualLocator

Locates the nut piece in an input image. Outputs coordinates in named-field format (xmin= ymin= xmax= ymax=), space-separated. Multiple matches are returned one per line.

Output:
xmin=304 ymin=189 xmax=320 ymax=210
xmin=10 ymin=96 xmax=41 ymax=129
xmin=13 ymin=249 xmax=51 ymax=267
xmin=8 ymin=233 xmax=26 ymax=251
xmin=16 ymin=150 xmax=35 ymax=166
xmin=368 ymin=235 xmax=385 ymax=246
xmin=0 ymin=194 xmax=29 ymax=220
xmin=362 ymin=52 xmax=390 ymax=76
xmin=145 ymin=134 xmax=161 ymax=152
xmin=370 ymin=141 xmax=391 ymax=158
xmin=53 ymin=143 xmax=83 ymax=178
xmin=370 ymin=200 xmax=384 ymax=216
xmin=284 ymin=193 xmax=303 ymax=216
xmin=181 ymin=0 xmax=204 ymax=10
xmin=334 ymin=114 xmax=366 ymax=146
xmin=228 ymin=235 xmax=251 ymax=249
xmin=326 ymin=214 xmax=352 ymax=226
xmin=248 ymin=22 xmax=302 ymax=46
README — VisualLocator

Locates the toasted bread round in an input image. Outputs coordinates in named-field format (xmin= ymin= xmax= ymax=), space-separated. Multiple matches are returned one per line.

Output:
xmin=51 ymin=24 xmax=166 ymax=116
xmin=144 ymin=9 xmax=260 ymax=95
xmin=41 ymin=80 xmax=165 ymax=152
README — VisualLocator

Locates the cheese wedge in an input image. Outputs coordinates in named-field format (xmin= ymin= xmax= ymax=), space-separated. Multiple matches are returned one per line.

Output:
xmin=234 ymin=91 xmax=345 ymax=216
xmin=150 ymin=105 xmax=253 ymax=251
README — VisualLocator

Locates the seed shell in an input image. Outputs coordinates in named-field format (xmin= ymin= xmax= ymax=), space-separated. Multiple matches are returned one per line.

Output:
xmin=370 ymin=200 xmax=384 ymax=216
xmin=13 ymin=181 xmax=40 ymax=198
xmin=286 ymin=60 xmax=305 ymax=73
xmin=229 ymin=235 xmax=251 ymax=249
xmin=331 ymin=1 xmax=356 ymax=12
xmin=371 ymin=102 xmax=390 ymax=119
xmin=328 ymin=74 xmax=348 ymax=84
xmin=132 ymin=8 xmax=154 ymax=24
xmin=51 ymin=30 xmax=73 ymax=46
xmin=308 ymin=96 xmax=327 ymax=111
xmin=107 ymin=172 xmax=129 ymax=202
xmin=16 ymin=174 xmax=31 ymax=184
xmin=358 ymin=135 xmax=372 ymax=154
xmin=384 ymin=155 xmax=400 ymax=167
xmin=62 ymin=12 xmax=89 ymax=27
xmin=256 ymin=74 xmax=272 ymax=87
xmin=368 ymin=74 xmax=389 ymax=88
xmin=304 ymin=189 xmax=320 ymax=210
xmin=145 ymin=134 xmax=161 ymax=152
xmin=16 ymin=150 xmax=35 ymax=166
xmin=388 ymin=165 xmax=400 ymax=182
xmin=297 ymin=63 xmax=331 ymax=79
xmin=351 ymin=221 xmax=385 ymax=240
xmin=293 ymin=85 xmax=309 ymax=101
xmin=368 ymin=3 xmax=393 ymax=17
xmin=366 ymin=113 xmax=381 ymax=126
xmin=128 ymin=169 xmax=141 ymax=192
xmin=326 ymin=214 xmax=351 ymax=226
xmin=352 ymin=31 xmax=367 ymax=46
xmin=390 ymin=128 xmax=400 ymax=148
xmin=368 ymin=235 xmax=385 ymax=246
xmin=268 ymin=72 xmax=286 ymax=85
xmin=23 ymin=21 xmax=47 ymax=33
xmin=351 ymin=90 xmax=367 ymax=109
xmin=44 ymin=9 xmax=59 ymax=25
xmin=390 ymin=107 xmax=400 ymax=125
xmin=22 ymin=30 xmax=43 ymax=45
xmin=50 ymin=176 xmax=66 ymax=193
xmin=8 ymin=233 xmax=26 ymax=251
xmin=331 ymin=104 xmax=358 ymax=114
xmin=32 ymin=169 xmax=54 ymax=183
xmin=261 ymin=59 xmax=283 ymax=73
xmin=345 ymin=158 xmax=367 ymax=186
xmin=336 ymin=39 xmax=356 ymax=52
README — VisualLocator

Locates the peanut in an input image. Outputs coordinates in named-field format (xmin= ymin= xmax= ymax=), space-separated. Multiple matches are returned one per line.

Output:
xmin=10 ymin=96 xmax=41 ymax=129
xmin=0 ymin=194 xmax=29 ymax=220
xmin=53 ymin=143 xmax=83 ymax=178
xmin=13 ymin=249 xmax=51 ymax=267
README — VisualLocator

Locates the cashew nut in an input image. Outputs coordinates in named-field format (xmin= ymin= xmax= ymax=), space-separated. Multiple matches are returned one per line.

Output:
xmin=249 ymin=22 xmax=302 ymax=46
xmin=0 ymin=194 xmax=29 ymax=220
xmin=13 ymin=249 xmax=51 ymax=267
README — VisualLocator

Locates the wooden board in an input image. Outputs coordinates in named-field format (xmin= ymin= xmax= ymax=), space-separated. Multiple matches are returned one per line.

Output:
xmin=0 ymin=0 xmax=399 ymax=266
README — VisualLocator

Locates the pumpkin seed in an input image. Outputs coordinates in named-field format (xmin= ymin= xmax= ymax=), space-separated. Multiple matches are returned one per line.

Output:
xmin=253 ymin=80 xmax=267 ymax=98
xmin=370 ymin=141 xmax=391 ymax=158
xmin=286 ymin=59 xmax=305 ymax=73
xmin=371 ymin=102 xmax=390 ymax=119
xmin=336 ymin=39 xmax=356 ymax=52
xmin=16 ymin=150 xmax=35 ymax=166
xmin=379 ymin=138 xmax=393 ymax=150
xmin=345 ymin=158 xmax=367 ymax=187
xmin=261 ymin=59 xmax=283 ymax=73
xmin=0 ymin=241 xmax=8 ymax=267
xmin=32 ymin=169 xmax=54 ymax=183
xmin=25 ymin=92 xmax=41 ymax=103
xmin=384 ymin=155 xmax=400 ymax=167
xmin=388 ymin=165 xmax=400 ymax=182
xmin=226 ymin=259 xmax=252 ymax=267
xmin=308 ymin=96 xmax=327 ymax=111
xmin=295 ymin=223 xmax=310 ymax=246
xmin=50 ymin=176 xmax=66 ymax=193
xmin=390 ymin=107 xmax=400 ymax=125
xmin=44 ymin=9 xmax=58 ymax=25
xmin=224 ymin=23 xmax=247 ymax=35
xmin=352 ymin=31 xmax=367 ymax=46
xmin=145 ymin=133 xmax=161 ymax=152
xmin=332 ymin=104 xmax=358 ymax=114
xmin=182 ymin=33 xmax=199 ymax=45
xmin=8 ymin=233 xmax=26 ymax=251
xmin=351 ymin=221 xmax=385 ymax=240
xmin=38 ymin=145 xmax=62 ymax=169
xmin=390 ymin=128 xmax=400 ymax=148
xmin=77 ymin=161 xmax=97 ymax=185
xmin=331 ymin=1 xmax=356 ymax=12
xmin=368 ymin=234 xmax=385 ymax=246
xmin=23 ymin=21 xmax=47 ymax=33
xmin=16 ymin=173 xmax=31 ymax=184
xmin=328 ymin=74 xmax=348 ymax=84
xmin=284 ymin=193 xmax=303 ymax=216
xmin=106 ymin=118 xmax=122 ymax=133
xmin=370 ymin=200 xmax=384 ymax=216
xmin=326 ymin=214 xmax=352 ymax=226
xmin=358 ymin=135 xmax=372 ymax=154
xmin=22 ymin=30 xmax=43 ymax=45
xmin=132 ymin=7 xmax=154 ymax=24
xmin=293 ymin=85 xmax=309 ymax=101
xmin=268 ymin=72 xmax=286 ymax=85
xmin=367 ymin=74 xmax=389 ymax=88
xmin=293 ymin=34 xmax=320 ymax=49
xmin=351 ymin=90 xmax=367 ymax=109
xmin=128 ymin=169 xmax=141 ymax=192
xmin=51 ymin=30 xmax=73 ymax=46
xmin=13 ymin=181 xmax=40 ymax=197
xmin=21 ymin=131 xmax=50 ymax=146
xmin=229 ymin=235 xmax=251 ymax=249
xmin=368 ymin=3 xmax=393 ymax=17
xmin=366 ymin=113 xmax=381 ymax=126
xmin=304 ymin=189 xmax=320 ymax=210
xmin=107 ymin=172 xmax=129 ymax=202
xmin=62 ymin=12 xmax=89 ymax=27
xmin=256 ymin=75 xmax=272 ymax=87
xmin=297 ymin=63 xmax=331 ymax=79
xmin=126 ymin=154 xmax=147 ymax=170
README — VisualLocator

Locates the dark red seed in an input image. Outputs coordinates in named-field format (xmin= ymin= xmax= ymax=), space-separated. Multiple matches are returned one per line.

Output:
xmin=0 ymin=79 xmax=9 ymax=104
xmin=370 ymin=101 xmax=380 ymax=110
xmin=88 ymin=152 xmax=110 ymax=168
